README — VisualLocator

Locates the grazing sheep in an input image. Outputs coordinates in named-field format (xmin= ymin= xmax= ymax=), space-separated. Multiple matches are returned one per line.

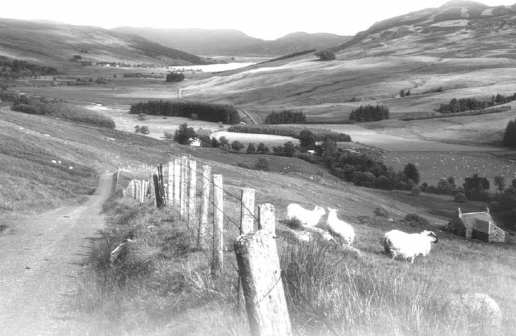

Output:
xmin=286 ymin=204 xmax=325 ymax=227
xmin=326 ymin=207 xmax=355 ymax=246
xmin=383 ymin=229 xmax=438 ymax=263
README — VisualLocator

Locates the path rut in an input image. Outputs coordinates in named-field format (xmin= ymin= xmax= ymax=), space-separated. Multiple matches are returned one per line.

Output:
xmin=0 ymin=173 xmax=113 ymax=336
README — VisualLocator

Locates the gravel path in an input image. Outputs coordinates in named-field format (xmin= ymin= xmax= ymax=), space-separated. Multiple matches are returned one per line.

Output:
xmin=0 ymin=173 xmax=113 ymax=336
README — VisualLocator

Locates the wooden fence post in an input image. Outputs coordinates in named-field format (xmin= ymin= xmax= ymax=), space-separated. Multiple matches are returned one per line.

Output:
xmin=234 ymin=228 xmax=292 ymax=336
xmin=258 ymin=204 xmax=276 ymax=234
xmin=167 ymin=161 xmax=174 ymax=205
xmin=241 ymin=188 xmax=255 ymax=234
xmin=174 ymin=157 xmax=181 ymax=209
xmin=212 ymin=174 xmax=224 ymax=278
xmin=198 ymin=165 xmax=211 ymax=250
xmin=135 ymin=180 xmax=140 ymax=202
xmin=188 ymin=160 xmax=197 ymax=228
xmin=129 ymin=180 xmax=135 ymax=199
xmin=180 ymin=156 xmax=188 ymax=217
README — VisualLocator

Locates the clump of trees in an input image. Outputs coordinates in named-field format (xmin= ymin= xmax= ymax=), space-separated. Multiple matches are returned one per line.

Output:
xmin=264 ymin=110 xmax=306 ymax=124
xmin=438 ymin=93 xmax=516 ymax=113
xmin=503 ymin=118 xmax=516 ymax=147
xmin=0 ymin=58 xmax=57 ymax=79
xmin=130 ymin=100 xmax=240 ymax=125
xmin=314 ymin=50 xmax=336 ymax=61
xmin=166 ymin=72 xmax=185 ymax=82
xmin=349 ymin=105 xmax=390 ymax=122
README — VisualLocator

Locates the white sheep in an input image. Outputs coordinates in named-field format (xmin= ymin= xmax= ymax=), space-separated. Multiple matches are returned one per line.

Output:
xmin=383 ymin=229 xmax=438 ymax=263
xmin=326 ymin=207 xmax=355 ymax=246
xmin=286 ymin=203 xmax=326 ymax=227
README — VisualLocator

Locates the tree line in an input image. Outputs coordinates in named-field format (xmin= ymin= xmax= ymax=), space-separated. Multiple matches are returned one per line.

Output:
xmin=438 ymin=93 xmax=516 ymax=113
xmin=349 ymin=105 xmax=390 ymax=122
xmin=264 ymin=110 xmax=306 ymax=124
xmin=129 ymin=100 xmax=240 ymax=124
xmin=10 ymin=95 xmax=116 ymax=129
xmin=0 ymin=58 xmax=57 ymax=79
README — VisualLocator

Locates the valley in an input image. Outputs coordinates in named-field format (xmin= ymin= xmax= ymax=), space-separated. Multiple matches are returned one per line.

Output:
xmin=2 ymin=1 xmax=516 ymax=335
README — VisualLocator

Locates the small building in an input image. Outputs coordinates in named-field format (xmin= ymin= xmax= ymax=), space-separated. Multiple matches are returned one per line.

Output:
xmin=449 ymin=207 xmax=505 ymax=243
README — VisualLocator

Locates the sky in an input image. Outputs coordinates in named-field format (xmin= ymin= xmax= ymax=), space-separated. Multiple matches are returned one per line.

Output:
xmin=2 ymin=0 xmax=516 ymax=40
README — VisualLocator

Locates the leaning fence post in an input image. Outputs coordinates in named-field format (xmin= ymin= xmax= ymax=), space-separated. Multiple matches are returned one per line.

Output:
xmin=212 ymin=174 xmax=224 ymax=278
xmin=180 ymin=156 xmax=188 ymax=217
xmin=188 ymin=160 xmax=197 ymax=228
xmin=234 ymin=228 xmax=292 ymax=336
xmin=258 ymin=203 xmax=276 ymax=234
xmin=198 ymin=165 xmax=211 ymax=250
xmin=173 ymin=157 xmax=181 ymax=209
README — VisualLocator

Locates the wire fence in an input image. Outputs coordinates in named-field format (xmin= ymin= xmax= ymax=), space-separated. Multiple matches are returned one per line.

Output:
xmin=120 ymin=156 xmax=292 ymax=335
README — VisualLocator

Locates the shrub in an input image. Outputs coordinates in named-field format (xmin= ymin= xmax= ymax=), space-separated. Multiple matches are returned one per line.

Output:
xmin=403 ymin=213 xmax=430 ymax=227
xmin=411 ymin=186 xmax=421 ymax=196
xmin=314 ymin=50 xmax=336 ymax=61
xmin=254 ymin=158 xmax=270 ymax=171
xmin=135 ymin=126 xmax=141 ymax=133
xmin=246 ymin=143 xmax=256 ymax=154
xmin=140 ymin=126 xmax=149 ymax=135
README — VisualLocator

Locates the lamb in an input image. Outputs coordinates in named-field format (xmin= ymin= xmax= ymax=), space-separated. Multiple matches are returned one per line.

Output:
xmin=286 ymin=203 xmax=326 ymax=227
xmin=326 ymin=207 xmax=355 ymax=246
xmin=383 ymin=229 xmax=438 ymax=263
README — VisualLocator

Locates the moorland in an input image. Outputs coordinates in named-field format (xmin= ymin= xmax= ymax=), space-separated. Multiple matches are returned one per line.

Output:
xmin=2 ymin=1 xmax=516 ymax=335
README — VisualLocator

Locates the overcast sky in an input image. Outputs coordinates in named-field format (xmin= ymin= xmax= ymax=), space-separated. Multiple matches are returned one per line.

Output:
xmin=2 ymin=0 xmax=515 ymax=40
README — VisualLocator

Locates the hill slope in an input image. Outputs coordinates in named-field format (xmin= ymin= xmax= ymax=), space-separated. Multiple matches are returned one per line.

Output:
xmin=111 ymin=27 xmax=351 ymax=56
xmin=334 ymin=0 xmax=516 ymax=59
xmin=0 ymin=18 xmax=206 ymax=70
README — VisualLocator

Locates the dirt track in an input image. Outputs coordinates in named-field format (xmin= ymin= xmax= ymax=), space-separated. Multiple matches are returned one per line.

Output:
xmin=0 ymin=173 xmax=113 ymax=336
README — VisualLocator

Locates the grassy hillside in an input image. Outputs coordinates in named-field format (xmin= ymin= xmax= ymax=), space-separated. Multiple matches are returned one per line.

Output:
xmin=0 ymin=107 xmax=172 ymax=215
xmin=0 ymin=18 xmax=206 ymax=71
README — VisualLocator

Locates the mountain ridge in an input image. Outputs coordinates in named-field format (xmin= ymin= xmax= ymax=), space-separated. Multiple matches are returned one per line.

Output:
xmin=111 ymin=26 xmax=351 ymax=56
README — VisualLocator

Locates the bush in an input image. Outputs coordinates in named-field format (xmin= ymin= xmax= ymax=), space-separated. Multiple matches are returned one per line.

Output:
xmin=403 ymin=213 xmax=430 ymax=227
xmin=411 ymin=186 xmax=421 ymax=196
xmin=246 ymin=143 xmax=256 ymax=154
xmin=254 ymin=158 xmax=270 ymax=171
xmin=140 ymin=126 xmax=149 ymax=135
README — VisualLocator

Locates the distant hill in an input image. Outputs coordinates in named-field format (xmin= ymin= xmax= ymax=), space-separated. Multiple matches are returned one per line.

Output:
xmin=111 ymin=27 xmax=352 ymax=56
xmin=334 ymin=0 xmax=516 ymax=59
xmin=0 ymin=18 xmax=206 ymax=69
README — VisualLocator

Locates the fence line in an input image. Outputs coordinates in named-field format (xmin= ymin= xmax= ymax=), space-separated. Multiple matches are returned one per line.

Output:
xmin=121 ymin=156 xmax=292 ymax=336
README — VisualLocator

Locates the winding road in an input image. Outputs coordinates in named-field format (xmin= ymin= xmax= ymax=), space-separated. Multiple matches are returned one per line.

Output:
xmin=0 ymin=173 xmax=113 ymax=336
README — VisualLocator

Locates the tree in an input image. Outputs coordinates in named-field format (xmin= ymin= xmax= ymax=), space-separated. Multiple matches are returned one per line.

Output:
xmin=503 ymin=119 xmax=516 ymax=147
xmin=218 ymin=136 xmax=229 ymax=148
xmin=211 ymin=137 xmax=220 ymax=148
xmin=231 ymin=140 xmax=244 ymax=153
xmin=403 ymin=163 xmax=420 ymax=184
xmin=134 ymin=125 xmax=141 ymax=133
xmin=246 ymin=143 xmax=256 ymax=154
xmin=299 ymin=130 xmax=316 ymax=149
xmin=463 ymin=174 xmax=490 ymax=201
xmin=283 ymin=141 xmax=296 ymax=157
xmin=321 ymin=138 xmax=337 ymax=157
xmin=174 ymin=123 xmax=197 ymax=145
xmin=257 ymin=142 xmax=269 ymax=154
xmin=494 ymin=175 xmax=506 ymax=193
xmin=140 ymin=126 xmax=149 ymax=134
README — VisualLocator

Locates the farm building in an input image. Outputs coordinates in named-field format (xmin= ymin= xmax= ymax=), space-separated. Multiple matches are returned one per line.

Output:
xmin=448 ymin=207 xmax=505 ymax=243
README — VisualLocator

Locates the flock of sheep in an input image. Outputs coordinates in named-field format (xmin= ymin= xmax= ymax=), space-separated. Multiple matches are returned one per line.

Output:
xmin=286 ymin=203 xmax=438 ymax=263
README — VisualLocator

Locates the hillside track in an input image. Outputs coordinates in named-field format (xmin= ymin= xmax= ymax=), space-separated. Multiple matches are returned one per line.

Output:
xmin=0 ymin=173 xmax=113 ymax=336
